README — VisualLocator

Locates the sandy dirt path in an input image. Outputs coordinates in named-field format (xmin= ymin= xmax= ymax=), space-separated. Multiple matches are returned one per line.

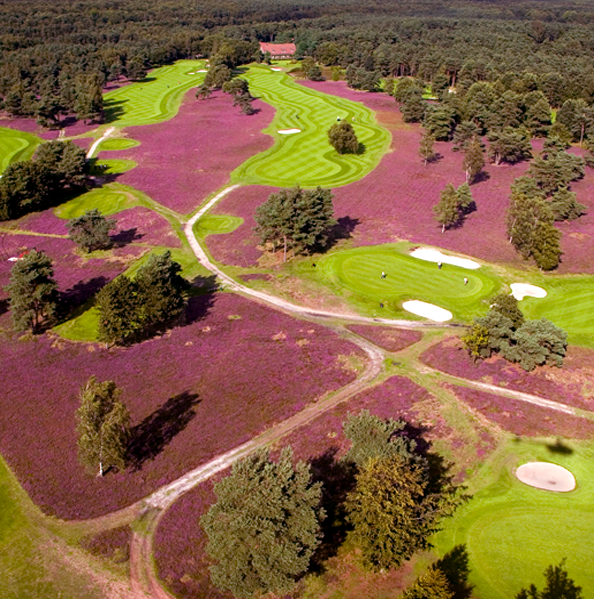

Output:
xmin=86 ymin=126 xmax=116 ymax=159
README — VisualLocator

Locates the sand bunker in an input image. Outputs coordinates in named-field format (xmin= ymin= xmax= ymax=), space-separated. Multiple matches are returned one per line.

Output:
xmin=271 ymin=67 xmax=283 ymax=71
xmin=516 ymin=462 xmax=575 ymax=492
xmin=410 ymin=248 xmax=481 ymax=270
xmin=278 ymin=129 xmax=301 ymax=134
xmin=197 ymin=69 xmax=208 ymax=73
xmin=402 ymin=300 xmax=453 ymax=322
xmin=510 ymin=283 xmax=547 ymax=301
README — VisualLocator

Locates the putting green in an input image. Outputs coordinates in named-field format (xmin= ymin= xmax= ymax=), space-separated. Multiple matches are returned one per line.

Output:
xmin=55 ymin=187 xmax=139 ymax=218
xmin=97 ymin=137 xmax=140 ymax=151
xmin=95 ymin=158 xmax=137 ymax=175
xmin=519 ymin=276 xmax=594 ymax=348
xmin=231 ymin=65 xmax=391 ymax=188
xmin=103 ymin=60 xmax=206 ymax=128
xmin=0 ymin=126 xmax=41 ymax=172
xmin=296 ymin=244 xmax=500 ymax=321
xmin=433 ymin=440 xmax=594 ymax=599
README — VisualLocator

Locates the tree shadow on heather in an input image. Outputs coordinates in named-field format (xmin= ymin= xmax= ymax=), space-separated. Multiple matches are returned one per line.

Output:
xmin=0 ymin=298 xmax=8 ymax=317
xmin=324 ymin=216 xmax=360 ymax=250
xmin=111 ymin=227 xmax=143 ymax=247
xmin=127 ymin=391 xmax=201 ymax=471
xmin=59 ymin=276 xmax=109 ymax=314
xmin=435 ymin=544 xmax=473 ymax=599
xmin=185 ymin=288 xmax=217 ymax=325
xmin=307 ymin=447 xmax=357 ymax=571
xmin=470 ymin=170 xmax=490 ymax=185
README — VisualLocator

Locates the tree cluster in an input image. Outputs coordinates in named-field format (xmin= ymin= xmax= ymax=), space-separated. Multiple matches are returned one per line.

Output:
xmin=433 ymin=182 xmax=475 ymax=232
xmin=0 ymin=141 xmax=88 ymax=220
xmin=67 ymin=209 xmax=117 ymax=253
xmin=301 ymin=56 xmax=324 ymax=81
xmin=254 ymin=185 xmax=336 ymax=261
xmin=327 ymin=121 xmax=360 ymax=154
xmin=222 ymin=78 xmax=255 ymax=115
xmin=96 ymin=250 xmax=188 ymax=345
xmin=462 ymin=293 xmax=568 ymax=371
xmin=345 ymin=65 xmax=381 ymax=92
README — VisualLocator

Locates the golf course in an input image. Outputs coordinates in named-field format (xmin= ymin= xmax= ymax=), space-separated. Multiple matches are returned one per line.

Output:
xmin=0 ymin=126 xmax=40 ymax=172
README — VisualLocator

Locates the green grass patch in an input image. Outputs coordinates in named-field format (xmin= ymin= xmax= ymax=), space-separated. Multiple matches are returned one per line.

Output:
xmin=55 ymin=187 xmax=139 ymax=218
xmin=433 ymin=439 xmax=594 ymax=599
xmin=0 ymin=126 xmax=41 ymax=172
xmin=518 ymin=275 xmax=594 ymax=348
xmin=231 ymin=65 xmax=391 ymax=188
xmin=193 ymin=214 xmax=243 ymax=238
xmin=96 ymin=158 xmax=137 ymax=174
xmin=292 ymin=244 xmax=501 ymax=321
xmin=97 ymin=137 xmax=140 ymax=151
xmin=0 ymin=456 xmax=104 ymax=599
xmin=103 ymin=60 xmax=206 ymax=128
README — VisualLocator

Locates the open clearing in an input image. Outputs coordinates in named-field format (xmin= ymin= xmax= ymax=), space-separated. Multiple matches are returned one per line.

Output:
xmin=0 ymin=126 xmax=41 ymax=171
xmin=230 ymin=65 xmax=391 ymax=188
xmin=434 ymin=441 xmax=594 ymax=599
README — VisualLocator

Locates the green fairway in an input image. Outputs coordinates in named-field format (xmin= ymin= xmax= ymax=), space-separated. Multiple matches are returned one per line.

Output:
xmin=518 ymin=275 xmax=594 ymax=348
xmin=0 ymin=126 xmax=41 ymax=172
xmin=0 ymin=456 xmax=104 ymax=599
xmin=295 ymin=244 xmax=500 ymax=321
xmin=103 ymin=60 xmax=206 ymax=128
xmin=55 ymin=186 xmax=140 ymax=218
xmin=433 ymin=440 xmax=594 ymax=599
xmin=97 ymin=137 xmax=140 ymax=151
xmin=231 ymin=65 xmax=391 ymax=188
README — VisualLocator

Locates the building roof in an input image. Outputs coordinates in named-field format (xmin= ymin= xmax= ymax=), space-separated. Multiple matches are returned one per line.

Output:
xmin=259 ymin=42 xmax=296 ymax=56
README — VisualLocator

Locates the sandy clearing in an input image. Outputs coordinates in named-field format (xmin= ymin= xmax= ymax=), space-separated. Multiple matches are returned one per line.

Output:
xmin=411 ymin=248 xmax=481 ymax=270
xmin=516 ymin=462 xmax=576 ymax=492
xmin=510 ymin=283 xmax=547 ymax=300
xmin=278 ymin=128 xmax=301 ymax=134
xmin=402 ymin=300 xmax=453 ymax=322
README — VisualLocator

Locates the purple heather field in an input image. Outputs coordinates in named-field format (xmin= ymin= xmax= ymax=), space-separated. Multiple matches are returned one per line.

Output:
xmin=0 ymin=292 xmax=363 ymax=519
xmin=421 ymin=337 xmax=594 ymax=412
xmin=106 ymin=91 xmax=275 ymax=214
xmin=347 ymin=325 xmax=422 ymax=352
xmin=446 ymin=384 xmax=594 ymax=438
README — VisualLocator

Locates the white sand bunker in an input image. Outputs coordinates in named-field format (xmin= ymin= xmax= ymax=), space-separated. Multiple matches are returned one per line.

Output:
xmin=402 ymin=300 xmax=453 ymax=322
xmin=271 ymin=67 xmax=283 ymax=71
xmin=197 ymin=69 xmax=208 ymax=73
xmin=278 ymin=128 xmax=301 ymax=134
xmin=516 ymin=462 xmax=575 ymax=492
xmin=510 ymin=283 xmax=547 ymax=301
xmin=410 ymin=248 xmax=480 ymax=270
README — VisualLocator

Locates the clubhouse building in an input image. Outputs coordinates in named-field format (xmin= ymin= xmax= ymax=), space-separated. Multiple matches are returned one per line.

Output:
xmin=259 ymin=42 xmax=296 ymax=60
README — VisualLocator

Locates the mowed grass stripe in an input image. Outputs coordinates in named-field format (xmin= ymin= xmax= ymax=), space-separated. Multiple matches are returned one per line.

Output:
xmin=296 ymin=245 xmax=501 ymax=321
xmin=520 ymin=276 xmax=594 ymax=347
xmin=231 ymin=65 xmax=391 ymax=188
xmin=103 ymin=60 xmax=206 ymax=128
xmin=0 ymin=126 xmax=41 ymax=172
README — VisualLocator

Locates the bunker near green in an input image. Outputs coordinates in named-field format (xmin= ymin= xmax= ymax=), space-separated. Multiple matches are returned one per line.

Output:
xmin=298 ymin=245 xmax=501 ymax=321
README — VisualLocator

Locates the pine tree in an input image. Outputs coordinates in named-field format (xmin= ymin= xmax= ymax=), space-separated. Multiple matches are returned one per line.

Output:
xmin=327 ymin=121 xmax=359 ymax=154
xmin=76 ymin=376 xmax=130 ymax=477
xmin=401 ymin=566 xmax=454 ymax=599
xmin=6 ymin=249 xmax=59 ymax=333
xmin=96 ymin=275 xmax=140 ymax=346
xmin=434 ymin=183 xmax=461 ymax=232
xmin=419 ymin=129 xmax=436 ymax=165
xmin=201 ymin=447 xmax=324 ymax=598
xmin=463 ymin=136 xmax=485 ymax=183
xmin=67 ymin=209 xmax=117 ymax=252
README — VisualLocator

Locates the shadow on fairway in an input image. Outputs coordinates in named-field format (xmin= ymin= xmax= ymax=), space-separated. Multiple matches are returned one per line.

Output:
xmin=435 ymin=544 xmax=474 ymax=599
xmin=127 ymin=391 xmax=201 ymax=470
xmin=59 ymin=276 xmax=109 ymax=314
xmin=103 ymin=99 xmax=127 ymax=123
xmin=546 ymin=438 xmax=574 ymax=455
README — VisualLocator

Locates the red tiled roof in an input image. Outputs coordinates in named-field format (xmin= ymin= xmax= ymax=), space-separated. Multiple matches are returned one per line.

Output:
xmin=259 ymin=42 xmax=296 ymax=56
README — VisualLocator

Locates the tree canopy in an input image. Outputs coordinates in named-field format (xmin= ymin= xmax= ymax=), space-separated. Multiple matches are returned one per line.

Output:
xmin=327 ymin=121 xmax=360 ymax=154
xmin=67 ymin=209 xmax=117 ymax=253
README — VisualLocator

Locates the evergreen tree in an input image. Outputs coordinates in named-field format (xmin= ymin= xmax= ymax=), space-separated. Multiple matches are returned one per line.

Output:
xmin=401 ymin=89 xmax=427 ymax=123
xmin=490 ymin=293 xmax=524 ymax=329
xmin=528 ymin=147 xmax=585 ymax=195
xmin=453 ymin=120 xmax=480 ymax=150
xmin=67 ymin=209 xmax=117 ymax=252
xmin=327 ymin=121 xmax=359 ymax=154
xmin=433 ymin=183 xmax=474 ymax=232
xmin=0 ymin=161 xmax=44 ymax=219
xmin=419 ymin=129 xmax=436 ymax=165
xmin=525 ymin=98 xmax=552 ymax=137
xmin=487 ymin=127 xmax=532 ymax=165
xmin=556 ymin=99 xmax=594 ymax=145
xmin=463 ymin=136 xmax=485 ymax=183
xmin=345 ymin=454 xmax=461 ymax=571
xmin=343 ymin=410 xmax=415 ymax=469
xmin=76 ymin=376 xmax=130 ymax=477
xmin=5 ymin=249 xmax=58 ymax=333
xmin=549 ymin=187 xmax=586 ymax=222
xmin=423 ymin=106 xmax=456 ymax=141
xmin=96 ymin=275 xmax=140 ymax=346
xmin=201 ymin=447 xmax=324 ymax=599
xmin=400 ymin=565 xmax=454 ymax=599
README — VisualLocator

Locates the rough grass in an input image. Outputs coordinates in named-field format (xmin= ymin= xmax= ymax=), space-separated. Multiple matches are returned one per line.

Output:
xmin=294 ymin=243 xmax=501 ymax=321
xmin=103 ymin=60 xmax=206 ymax=128
xmin=0 ymin=456 xmax=105 ymax=599
xmin=230 ymin=65 xmax=391 ymax=188
xmin=0 ymin=126 xmax=41 ymax=171
xmin=433 ymin=439 xmax=594 ymax=599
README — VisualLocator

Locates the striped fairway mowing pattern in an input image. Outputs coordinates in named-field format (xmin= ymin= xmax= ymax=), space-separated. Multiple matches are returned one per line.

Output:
xmin=0 ymin=126 xmax=41 ymax=172
xmin=232 ymin=65 xmax=391 ymax=188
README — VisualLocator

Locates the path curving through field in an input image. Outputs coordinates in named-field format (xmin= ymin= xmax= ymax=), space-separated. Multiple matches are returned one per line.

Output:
xmin=86 ymin=127 xmax=116 ymax=159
